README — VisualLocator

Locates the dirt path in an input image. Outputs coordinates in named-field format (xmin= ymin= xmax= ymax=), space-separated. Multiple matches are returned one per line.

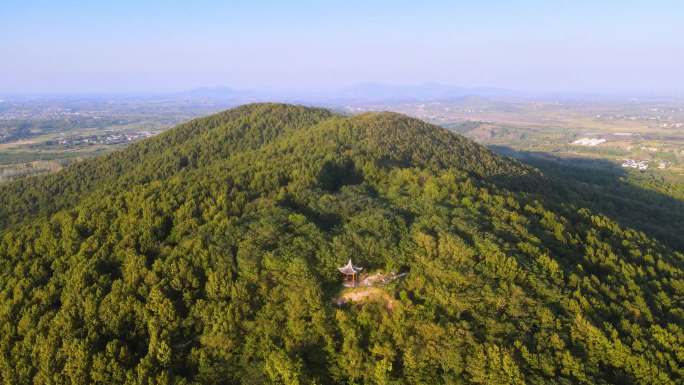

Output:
xmin=358 ymin=271 xmax=406 ymax=287
xmin=335 ymin=287 xmax=396 ymax=311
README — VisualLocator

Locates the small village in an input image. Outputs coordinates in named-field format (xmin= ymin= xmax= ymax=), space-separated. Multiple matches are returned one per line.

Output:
xmin=53 ymin=131 xmax=156 ymax=147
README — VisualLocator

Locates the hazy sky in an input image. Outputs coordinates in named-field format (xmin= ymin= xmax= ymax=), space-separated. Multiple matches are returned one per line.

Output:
xmin=1 ymin=0 xmax=683 ymax=95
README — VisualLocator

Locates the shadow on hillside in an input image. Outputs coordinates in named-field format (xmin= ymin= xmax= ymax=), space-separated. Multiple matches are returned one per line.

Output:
xmin=487 ymin=145 xmax=684 ymax=252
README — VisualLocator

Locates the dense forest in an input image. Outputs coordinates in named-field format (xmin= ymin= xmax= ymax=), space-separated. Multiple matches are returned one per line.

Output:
xmin=0 ymin=103 xmax=682 ymax=384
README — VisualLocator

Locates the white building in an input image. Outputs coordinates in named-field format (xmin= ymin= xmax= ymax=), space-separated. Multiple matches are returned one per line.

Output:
xmin=622 ymin=159 xmax=649 ymax=170
xmin=571 ymin=138 xmax=607 ymax=146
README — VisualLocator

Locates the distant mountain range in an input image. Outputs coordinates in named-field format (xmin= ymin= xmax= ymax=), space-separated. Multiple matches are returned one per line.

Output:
xmin=4 ymin=84 xmax=682 ymax=104
xmin=170 ymin=83 xmax=517 ymax=104
xmin=333 ymin=83 xmax=515 ymax=102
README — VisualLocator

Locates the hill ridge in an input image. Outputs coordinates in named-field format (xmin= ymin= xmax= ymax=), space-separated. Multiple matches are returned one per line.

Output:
xmin=0 ymin=103 xmax=529 ymax=230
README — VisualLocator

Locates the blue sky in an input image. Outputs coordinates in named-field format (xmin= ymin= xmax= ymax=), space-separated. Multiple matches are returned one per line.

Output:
xmin=1 ymin=0 xmax=683 ymax=95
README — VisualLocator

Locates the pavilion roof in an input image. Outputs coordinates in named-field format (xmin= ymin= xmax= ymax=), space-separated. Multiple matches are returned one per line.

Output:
xmin=338 ymin=259 xmax=363 ymax=275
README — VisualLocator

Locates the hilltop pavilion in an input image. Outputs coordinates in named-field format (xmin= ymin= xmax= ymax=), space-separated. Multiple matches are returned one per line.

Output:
xmin=338 ymin=259 xmax=363 ymax=287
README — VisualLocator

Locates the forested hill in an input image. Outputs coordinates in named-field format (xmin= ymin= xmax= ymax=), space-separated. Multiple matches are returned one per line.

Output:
xmin=0 ymin=103 xmax=682 ymax=384
xmin=0 ymin=103 xmax=525 ymax=231
xmin=0 ymin=104 xmax=335 ymax=230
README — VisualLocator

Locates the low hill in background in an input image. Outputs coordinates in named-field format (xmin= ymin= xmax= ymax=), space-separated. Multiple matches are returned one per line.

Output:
xmin=0 ymin=104 xmax=681 ymax=384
